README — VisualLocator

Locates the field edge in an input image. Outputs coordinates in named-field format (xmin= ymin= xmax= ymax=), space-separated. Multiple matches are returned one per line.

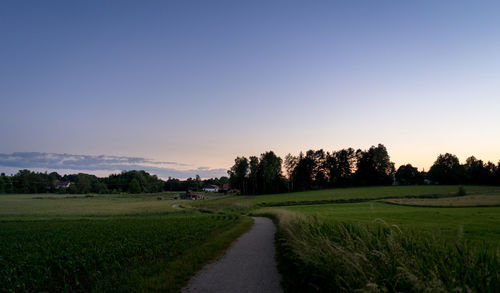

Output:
xmin=129 ymin=215 xmax=254 ymax=293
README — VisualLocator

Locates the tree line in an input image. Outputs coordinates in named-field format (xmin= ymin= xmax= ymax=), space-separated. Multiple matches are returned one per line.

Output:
xmin=0 ymin=170 xmax=228 ymax=194
xmin=228 ymin=144 xmax=500 ymax=195
xmin=2 ymin=144 xmax=499 ymax=195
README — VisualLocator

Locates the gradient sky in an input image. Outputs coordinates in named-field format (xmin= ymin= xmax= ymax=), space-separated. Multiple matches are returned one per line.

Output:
xmin=1 ymin=0 xmax=500 ymax=178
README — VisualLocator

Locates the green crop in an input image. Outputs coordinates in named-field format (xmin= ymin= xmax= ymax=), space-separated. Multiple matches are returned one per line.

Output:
xmin=0 ymin=213 xmax=242 ymax=292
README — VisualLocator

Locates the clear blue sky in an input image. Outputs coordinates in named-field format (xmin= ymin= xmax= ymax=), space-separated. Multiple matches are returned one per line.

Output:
xmin=1 ymin=0 xmax=500 ymax=178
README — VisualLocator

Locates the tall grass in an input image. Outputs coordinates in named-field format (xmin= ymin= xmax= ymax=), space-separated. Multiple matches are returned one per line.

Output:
xmin=261 ymin=210 xmax=500 ymax=292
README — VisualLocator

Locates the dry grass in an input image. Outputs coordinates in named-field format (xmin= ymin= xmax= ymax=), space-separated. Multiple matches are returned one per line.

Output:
xmin=383 ymin=193 xmax=500 ymax=207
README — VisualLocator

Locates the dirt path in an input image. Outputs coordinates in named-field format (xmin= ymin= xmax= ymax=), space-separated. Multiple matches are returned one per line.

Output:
xmin=182 ymin=217 xmax=282 ymax=293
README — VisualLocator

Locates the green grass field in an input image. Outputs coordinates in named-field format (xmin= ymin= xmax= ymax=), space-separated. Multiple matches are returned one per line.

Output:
xmin=2 ymin=185 xmax=500 ymax=292
xmin=383 ymin=193 xmax=500 ymax=207
xmin=247 ymin=185 xmax=499 ymax=205
xmin=279 ymin=201 xmax=500 ymax=245
xmin=0 ymin=193 xmax=179 ymax=217
xmin=188 ymin=185 xmax=499 ymax=212
xmin=0 ymin=193 xmax=252 ymax=292
xmin=251 ymin=186 xmax=500 ymax=292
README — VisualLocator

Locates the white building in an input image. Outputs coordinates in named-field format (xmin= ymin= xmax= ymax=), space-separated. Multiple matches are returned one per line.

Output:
xmin=202 ymin=185 xmax=219 ymax=192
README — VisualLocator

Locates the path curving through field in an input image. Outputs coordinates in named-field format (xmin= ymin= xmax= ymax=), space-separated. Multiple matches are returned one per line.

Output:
xmin=182 ymin=217 xmax=282 ymax=293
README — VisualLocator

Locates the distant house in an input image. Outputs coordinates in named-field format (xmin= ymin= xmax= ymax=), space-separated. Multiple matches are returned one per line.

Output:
xmin=56 ymin=181 xmax=71 ymax=189
xmin=202 ymin=185 xmax=219 ymax=192
xmin=179 ymin=191 xmax=189 ymax=200
xmin=179 ymin=190 xmax=205 ymax=200
xmin=221 ymin=184 xmax=230 ymax=192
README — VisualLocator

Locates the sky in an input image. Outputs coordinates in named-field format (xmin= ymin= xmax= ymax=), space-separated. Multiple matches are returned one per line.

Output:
xmin=1 ymin=0 xmax=500 ymax=179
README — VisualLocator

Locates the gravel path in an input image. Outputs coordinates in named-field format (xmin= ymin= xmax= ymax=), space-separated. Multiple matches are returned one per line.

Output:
xmin=182 ymin=217 xmax=282 ymax=293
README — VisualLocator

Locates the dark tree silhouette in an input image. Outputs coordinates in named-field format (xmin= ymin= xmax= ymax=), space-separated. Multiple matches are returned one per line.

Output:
xmin=355 ymin=144 xmax=395 ymax=186
xmin=395 ymin=164 xmax=422 ymax=185
xmin=256 ymin=151 xmax=283 ymax=194
xmin=464 ymin=156 xmax=490 ymax=185
xmin=325 ymin=148 xmax=356 ymax=187
xmin=292 ymin=152 xmax=315 ymax=191
xmin=248 ymin=156 xmax=259 ymax=194
xmin=428 ymin=153 xmax=464 ymax=184
xmin=228 ymin=156 xmax=249 ymax=193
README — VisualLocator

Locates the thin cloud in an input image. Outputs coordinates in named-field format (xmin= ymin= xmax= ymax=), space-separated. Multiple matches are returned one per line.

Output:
xmin=0 ymin=152 xmax=226 ymax=179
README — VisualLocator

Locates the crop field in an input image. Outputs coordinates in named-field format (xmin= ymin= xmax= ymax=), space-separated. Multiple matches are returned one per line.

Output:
xmin=0 ymin=193 xmax=252 ymax=293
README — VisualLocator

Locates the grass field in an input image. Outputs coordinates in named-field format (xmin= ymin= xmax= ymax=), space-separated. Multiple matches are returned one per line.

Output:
xmin=187 ymin=185 xmax=499 ymax=212
xmin=383 ymin=193 xmax=500 ymax=207
xmin=3 ymin=185 xmax=500 ymax=292
xmin=247 ymin=185 xmax=499 ymax=205
xmin=0 ymin=192 xmax=230 ymax=218
xmin=261 ymin=208 xmax=500 ymax=292
xmin=0 ymin=193 xmax=182 ymax=217
xmin=278 ymin=201 xmax=500 ymax=245
xmin=251 ymin=186 xmax=500 ymax=292
xmin=0 ymin=193 xmax=252 ymax=292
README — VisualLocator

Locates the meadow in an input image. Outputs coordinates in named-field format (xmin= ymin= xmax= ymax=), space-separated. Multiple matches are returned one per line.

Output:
xmin=262 ymin=209 xmax=500 ymax=292
xmin=2 ymin=185 xmax=500 ymax=292
xmin=187 ymin=185 xmax=499 ymax=213
xmin=0 ymin=192 xmax=184 ymax=218
xmin=248 ymin=185 xmax=499 ymax=206
xmin=0 ymin=193 xmax=251 ymax=292
xmin=383 ymin=193 xmax=500 ymax=207
xmin=252 ymin=186 xmax=500 ymax=292
xmin=280 ymin=201 xmax=500 ymax=244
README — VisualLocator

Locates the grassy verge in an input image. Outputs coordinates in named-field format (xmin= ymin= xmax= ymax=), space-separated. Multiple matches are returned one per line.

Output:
xmin=134 ymin=215 xmax=253 ymax=292
xmin=257 ymin=209 xmax=500 ymax=292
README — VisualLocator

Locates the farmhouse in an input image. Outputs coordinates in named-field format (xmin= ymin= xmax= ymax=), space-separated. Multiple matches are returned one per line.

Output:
xmin=55 ymin=181 xmax=71 ymax=189
xmin=179 ymin=190 xmax=205 ymax=200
